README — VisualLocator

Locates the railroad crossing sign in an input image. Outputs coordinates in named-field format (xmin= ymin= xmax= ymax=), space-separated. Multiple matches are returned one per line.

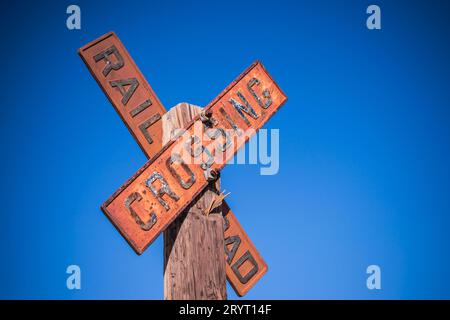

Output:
xmin=79 ymin=32 xmax=286 ymax=297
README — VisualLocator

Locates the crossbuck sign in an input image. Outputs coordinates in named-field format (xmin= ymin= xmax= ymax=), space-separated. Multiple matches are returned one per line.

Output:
xmin=79 ymin=32 xmax=287 ymax=296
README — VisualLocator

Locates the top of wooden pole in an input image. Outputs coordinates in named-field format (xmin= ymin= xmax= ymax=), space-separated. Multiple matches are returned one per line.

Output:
xmin=162 ymin=102 xmax=227 ymax=300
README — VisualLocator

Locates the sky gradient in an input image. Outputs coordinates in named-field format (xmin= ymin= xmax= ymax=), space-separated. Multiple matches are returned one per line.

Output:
xmin=1 ymin=0 xmax=450 ymax=299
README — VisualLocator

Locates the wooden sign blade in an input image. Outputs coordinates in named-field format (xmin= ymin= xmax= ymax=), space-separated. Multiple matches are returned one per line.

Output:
xmin=101 ymin=61 xmax=287 ymax=254
xmin=78 ymin=32 xmax=166 ymax=159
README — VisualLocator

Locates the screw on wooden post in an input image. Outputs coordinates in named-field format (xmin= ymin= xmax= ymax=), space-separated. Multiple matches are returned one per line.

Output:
xmin=162 ymin=103 xmax=227 ymax=300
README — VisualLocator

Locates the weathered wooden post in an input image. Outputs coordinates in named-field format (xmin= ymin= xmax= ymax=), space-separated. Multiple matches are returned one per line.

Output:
xmin=162 ymin=104 xmax=227 ymax=300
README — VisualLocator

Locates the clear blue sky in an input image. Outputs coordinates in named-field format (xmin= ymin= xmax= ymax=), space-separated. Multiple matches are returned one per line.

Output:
xmin=1 ymin=0 xmax=450 ymax=299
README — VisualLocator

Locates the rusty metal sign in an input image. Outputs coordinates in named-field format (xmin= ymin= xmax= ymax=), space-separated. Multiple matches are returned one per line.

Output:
xmin=101 ymin=60 xmax=287 ymax=254
xmin=222 ymin=202 xmax=268 ymax=296
xmin=78 ymin=32 xmax=165 ymax=159
xmin=79 ymin=33 xmax=283 ymax=296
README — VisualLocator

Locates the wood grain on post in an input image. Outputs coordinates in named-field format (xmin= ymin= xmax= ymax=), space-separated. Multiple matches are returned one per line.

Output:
xmin=162 ymin=103 xmax=227 ymax=300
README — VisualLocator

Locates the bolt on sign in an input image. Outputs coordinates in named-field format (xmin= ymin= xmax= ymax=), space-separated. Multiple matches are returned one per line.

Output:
xmin=79 ymin=32 xmax=286 ymax=296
